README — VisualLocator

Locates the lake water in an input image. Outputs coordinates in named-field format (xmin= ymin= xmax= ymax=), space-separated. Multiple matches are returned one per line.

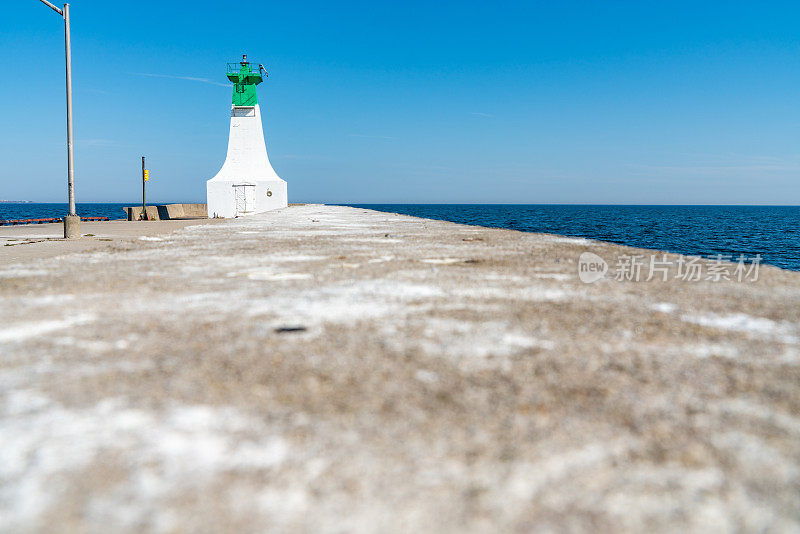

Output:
xmin=0 ymin=203 xmax=130 ymax=221
xmin=350 ymin=204 xmax=800 ymax=272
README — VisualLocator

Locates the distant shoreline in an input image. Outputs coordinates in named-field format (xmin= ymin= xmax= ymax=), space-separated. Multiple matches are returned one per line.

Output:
xmin=0 ymin=200 xmax=33 ymax=204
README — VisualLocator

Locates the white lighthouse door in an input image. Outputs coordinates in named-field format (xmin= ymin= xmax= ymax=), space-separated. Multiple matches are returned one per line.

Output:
xmin=233 ymin=184 xmax=256 ymax=216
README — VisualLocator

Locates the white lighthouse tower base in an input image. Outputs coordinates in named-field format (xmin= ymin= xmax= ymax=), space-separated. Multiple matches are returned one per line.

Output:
xmin=207 ymin=104 xmax=287 ymax=218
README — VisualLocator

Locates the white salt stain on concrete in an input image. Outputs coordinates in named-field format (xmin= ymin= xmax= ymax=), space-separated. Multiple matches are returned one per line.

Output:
xmin=538 ymin=235 xmax=594 ymax=245
xmin=776 ymin=346 xmax=799 ymax=365
xmin=652 ymin=302 xmax=678 ymax=314
xmin=0 ymin=267 xmax=50 ymax=278
xmin=52 ymin=334 xmax=138 ymax=355
xmin=248 ymin=272 xmax=313 ymax=281
xmin=687 ymin=343 xmax=739 ymax=360
xmin=713 ymin=398 xmax=800 ymax=435
xmin=502 ymin=438 xmax=638 ymax=502
xmin=224 ymin=267 xmax=316 ymax=281
xmin=79 ymin=248 xmax=167 ymax=263
xmin=367 ymin=256 xmax=395 ymax=264
xmin=682 ymin=313 xmax=798 ymax=344
xmin=247 ymin=280 xmax=442 ymax=324
xmin=210 ymin=254 xmax=328 ymax=277
xmin=532 ymin=273 xmax=572 ymax=280
xmin=453 ymin=285 xmax=572 ymax=302
xmin=483 ymin=273 xmax=528 ymax=282
xmin=414 ymin=369 xmax=439 ymax=384
xmin=340 ymin=237 xmax=404 ymax=243
xmin=207 ymin=255 xmax=327 ymax=269
xmin=711 ymin=431 xmax=800 ymax=482
xmin=1 ymin=294 xmax=76 ymax=307
xmin=0 ymin=314 xmax=96 ymax=344
xmin=0 ymin=394 xmax=288 ymax=531
xmin=264 ymin=254 xmax=328 ymax=262
xmin=420 ymin=258 xmax=467 ymax=264
xmin=411 ymin=319 xmax=554 ymax=370
xmin=602 ymin=466 xmax=733 ymax=532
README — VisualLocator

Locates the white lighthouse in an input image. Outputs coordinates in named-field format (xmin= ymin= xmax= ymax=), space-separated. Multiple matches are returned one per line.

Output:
xmin=207 ymin=55 xmax=287 ymax=218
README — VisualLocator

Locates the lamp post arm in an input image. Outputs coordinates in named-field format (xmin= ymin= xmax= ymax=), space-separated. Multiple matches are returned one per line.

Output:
xmin=38 ymin=0 xmax=63 ymax=16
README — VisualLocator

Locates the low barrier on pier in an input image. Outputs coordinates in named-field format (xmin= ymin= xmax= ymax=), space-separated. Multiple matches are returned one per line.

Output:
xmin=123 ymin=204 xmax=208 ymax=221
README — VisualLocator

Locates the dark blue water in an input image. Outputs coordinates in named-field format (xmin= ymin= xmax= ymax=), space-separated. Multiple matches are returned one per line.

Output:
xmin=348 ymin=204 xmax=800 ymax=272
xmin=0 ymin=203 xmax=132 ymax=222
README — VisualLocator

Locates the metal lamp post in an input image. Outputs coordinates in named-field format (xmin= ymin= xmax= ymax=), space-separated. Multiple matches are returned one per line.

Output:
xmin=38 ymin=0 xmax=80 ymax=238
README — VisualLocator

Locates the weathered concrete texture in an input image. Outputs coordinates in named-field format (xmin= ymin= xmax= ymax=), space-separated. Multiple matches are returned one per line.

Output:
xmin=123 ymin=203 xmax=208 ymax=221
xmin=62 ymin=214 xmax=80 ymax=239
xmin=1 ymin=205 xmax=799 ymax=533
xmin=0 ymin=219 xmax=223 ymax=266
xmin=162 ymin=203 xmax=208 ymax=219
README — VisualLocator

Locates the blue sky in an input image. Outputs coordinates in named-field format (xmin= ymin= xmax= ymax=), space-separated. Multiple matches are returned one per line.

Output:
xmin=1 ymin=1 xmax=799 ymax=204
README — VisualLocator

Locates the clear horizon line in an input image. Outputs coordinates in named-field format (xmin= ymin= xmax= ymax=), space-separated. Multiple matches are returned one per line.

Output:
xmin=8 ymin=201 xmax=800 ymax=207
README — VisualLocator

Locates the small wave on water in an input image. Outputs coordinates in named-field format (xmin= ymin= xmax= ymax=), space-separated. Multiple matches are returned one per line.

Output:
xmin=349 ymin=204 xmax=800 ymax=272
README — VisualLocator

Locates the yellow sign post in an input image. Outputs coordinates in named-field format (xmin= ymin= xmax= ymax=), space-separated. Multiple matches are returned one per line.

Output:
xmin=140 ymin=156 xmax=148 ymax=220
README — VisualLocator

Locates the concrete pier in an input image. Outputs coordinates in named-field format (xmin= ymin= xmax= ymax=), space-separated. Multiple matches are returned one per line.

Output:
xmin=0 ymin=218 xmax=222 ymax=266
xmin=1 ymin=205 xmax=799 ymax=532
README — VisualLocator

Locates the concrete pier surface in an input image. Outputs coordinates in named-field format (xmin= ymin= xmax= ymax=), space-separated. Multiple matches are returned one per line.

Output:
xmin=1 ymin=205 xmax=799 ymax=532
xmin=0 ymin=218 xmax=222 ymax=266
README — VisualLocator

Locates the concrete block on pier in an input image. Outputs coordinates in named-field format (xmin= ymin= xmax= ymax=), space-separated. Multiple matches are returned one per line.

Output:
xmin=123 ymin=204 xmax=208 ymax=221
